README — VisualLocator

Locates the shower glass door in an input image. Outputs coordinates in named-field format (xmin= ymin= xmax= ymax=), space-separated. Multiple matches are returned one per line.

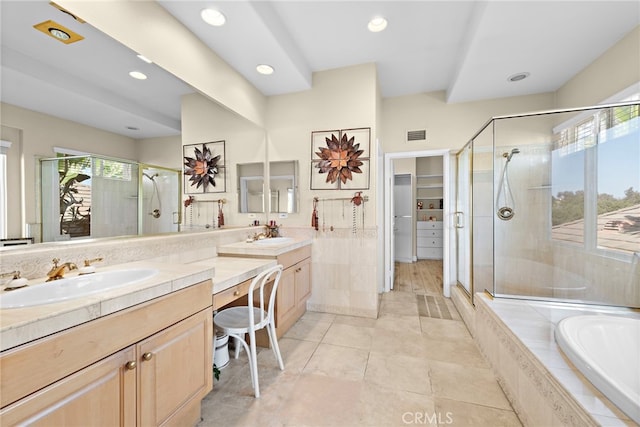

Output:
xmin=455 ymin=144 xmax=472 ymax=297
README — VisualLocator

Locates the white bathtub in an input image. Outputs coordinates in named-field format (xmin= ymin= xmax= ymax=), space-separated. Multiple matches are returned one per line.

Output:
xmin=555 ymin=315 xmax=640 ymax=424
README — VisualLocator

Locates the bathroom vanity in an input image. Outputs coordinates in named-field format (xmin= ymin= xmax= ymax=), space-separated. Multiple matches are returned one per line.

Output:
xmin=0 ymin=262 xmax=215 ymax=426
xmin=215 ymin=237 xmax=313 ymax=343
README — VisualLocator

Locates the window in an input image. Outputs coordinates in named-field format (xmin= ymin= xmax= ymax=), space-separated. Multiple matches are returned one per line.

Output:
xmin=551 ymin=98 xmax=640 ymax=255
xmin=0 ymin=140 xmax=10 ymax=239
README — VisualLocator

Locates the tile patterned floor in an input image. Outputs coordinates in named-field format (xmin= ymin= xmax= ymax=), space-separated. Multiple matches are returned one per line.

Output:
xmin=198 ymin=262 xmax=522 ymax=426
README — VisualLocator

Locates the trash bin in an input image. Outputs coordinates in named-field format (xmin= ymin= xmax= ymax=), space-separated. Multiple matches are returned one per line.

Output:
xmin=213 ymin=330 xmax=229 ymax=370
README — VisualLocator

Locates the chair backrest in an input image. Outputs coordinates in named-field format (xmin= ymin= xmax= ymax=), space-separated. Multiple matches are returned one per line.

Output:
xmin=247 ymin=264 xmax=284 ymax=327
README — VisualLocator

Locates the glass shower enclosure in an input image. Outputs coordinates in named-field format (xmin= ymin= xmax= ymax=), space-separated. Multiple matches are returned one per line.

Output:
xmin=40 ymin=155 xmax=181 ymax=242
xmin=456 ymin=101 xmax=640 ymax=308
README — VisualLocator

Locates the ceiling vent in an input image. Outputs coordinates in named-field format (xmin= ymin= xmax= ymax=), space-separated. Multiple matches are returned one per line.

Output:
xmin=406 ymin=129 xmax=427 ymax=142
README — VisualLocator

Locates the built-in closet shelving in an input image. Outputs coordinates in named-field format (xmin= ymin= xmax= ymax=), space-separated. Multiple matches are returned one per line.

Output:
xmin=415 ymin=157 xmax=443 ymax=260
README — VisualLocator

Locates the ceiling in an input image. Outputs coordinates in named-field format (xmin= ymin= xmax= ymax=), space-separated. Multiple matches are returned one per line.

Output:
xmin=1 ymin=1 xmax=639 ymax=139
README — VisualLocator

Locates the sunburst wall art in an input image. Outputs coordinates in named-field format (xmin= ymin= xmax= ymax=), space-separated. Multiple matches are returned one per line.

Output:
xmin=183 ymin=140 xmax=226 ymax=194
xmin=311 ymin=127 xmax=370 ymax=190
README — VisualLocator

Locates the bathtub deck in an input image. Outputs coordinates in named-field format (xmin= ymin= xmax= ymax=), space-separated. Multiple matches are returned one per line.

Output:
xmin=473 ymin=293 xmax=640 ymax=426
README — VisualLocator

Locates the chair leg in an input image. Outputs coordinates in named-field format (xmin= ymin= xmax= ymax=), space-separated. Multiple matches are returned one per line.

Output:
xmin=266 ymin=322 xmax=285 ymax=370
xmin=233 ymin=336 xmax=241 ymax=359
xmin=229 ymin=333 xmax=255 ymax=391
xmin=249 ymin=334 xmax=260 ymax=398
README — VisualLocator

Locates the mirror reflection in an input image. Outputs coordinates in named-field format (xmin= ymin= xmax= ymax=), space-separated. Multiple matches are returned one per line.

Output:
xmin=237 ymin=163 xmax=265 ymax=213
xmin=40 ymin=154 xmax=180 ymax=242
xmin=269 ymin=161 xmax=298 ymax=214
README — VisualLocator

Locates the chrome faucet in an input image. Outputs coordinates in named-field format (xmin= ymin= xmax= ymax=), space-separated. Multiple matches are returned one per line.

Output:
xmin=46 ymin=258 xmax=78 ymax=281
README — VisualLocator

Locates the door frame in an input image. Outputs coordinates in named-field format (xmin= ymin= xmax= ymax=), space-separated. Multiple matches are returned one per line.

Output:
xmin=383 ymin=149 xmax=452 ymax=295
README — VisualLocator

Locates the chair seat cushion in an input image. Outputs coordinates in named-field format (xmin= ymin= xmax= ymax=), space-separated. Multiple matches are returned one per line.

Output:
xmin=214 ymin=306 xmax=269 ymax=333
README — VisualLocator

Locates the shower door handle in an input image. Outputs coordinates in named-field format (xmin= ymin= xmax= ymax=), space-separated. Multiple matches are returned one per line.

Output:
xmin=454 ymin=211 xmax=464 ymax=228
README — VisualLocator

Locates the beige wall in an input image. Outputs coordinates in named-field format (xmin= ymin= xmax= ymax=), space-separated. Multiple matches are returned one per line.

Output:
xmin=181 ymin=93 xmax=266 ymax=229
xmin=136 ymin=135 xmax=182 ymax=170
xmin=381 ymin=91 xmax=556 ymax=154
xmin=266 ymin=63 xmax=379 ymax=228
xmin=556 ymin=25 xmax=640 ymax=108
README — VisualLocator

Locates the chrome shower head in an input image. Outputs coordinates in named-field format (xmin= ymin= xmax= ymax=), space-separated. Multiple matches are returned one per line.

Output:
xmin=505 ymin=148 xmax=520 ymax=162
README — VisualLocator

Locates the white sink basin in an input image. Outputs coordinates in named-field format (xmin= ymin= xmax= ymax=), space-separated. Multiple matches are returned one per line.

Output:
xmin=0 ymin=268 xmax=160 ymax=309
xmin=253 ymin=237 xmax=293 ymax=245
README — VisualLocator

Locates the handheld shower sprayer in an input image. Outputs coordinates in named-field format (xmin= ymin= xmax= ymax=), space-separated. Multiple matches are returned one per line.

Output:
xmin=496 ymin=148 xmax=520 ymax=220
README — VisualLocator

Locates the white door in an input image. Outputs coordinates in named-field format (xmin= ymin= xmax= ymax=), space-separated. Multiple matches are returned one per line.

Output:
xmin=394 ymin=174 xmax=413 ymax=263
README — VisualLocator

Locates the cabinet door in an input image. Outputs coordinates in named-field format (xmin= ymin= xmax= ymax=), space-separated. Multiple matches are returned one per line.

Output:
xmin=295 ymin=257 xmax=311 ymax=308
xmin=276 ymin=265 xmax=297 ymax=326
xmin=0 ymin=347 xmax=136 ymax=426
xmin=138 ymin=308 xmax=212 ymax=427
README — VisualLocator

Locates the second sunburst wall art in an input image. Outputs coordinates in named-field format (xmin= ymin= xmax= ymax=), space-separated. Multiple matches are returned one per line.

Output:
xmin=183 ymin=140 xmax=226 ymax=194
xmin=310 ymin=127 xmax=370 ymax=190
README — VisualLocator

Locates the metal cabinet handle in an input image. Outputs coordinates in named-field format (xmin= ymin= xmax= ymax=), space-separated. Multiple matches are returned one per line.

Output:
xmin=233 ymin=290 xmax=240 ymax=296
xmin=142 ymin=352 xmax=153 ymax=361
xmin=125 ymin=361 xmax=137 ymax=370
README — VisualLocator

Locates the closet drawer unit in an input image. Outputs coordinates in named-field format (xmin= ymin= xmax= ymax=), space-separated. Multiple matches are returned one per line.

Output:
xmin=416 ymin=228 xmax=443 ymax=238
xmin=417 ymin=247 xmax=442 ymax=259
xmin=417 ymin=221 xmax=443 ymax=230
xmin=417 ymin=237 xmax=442 ymax=248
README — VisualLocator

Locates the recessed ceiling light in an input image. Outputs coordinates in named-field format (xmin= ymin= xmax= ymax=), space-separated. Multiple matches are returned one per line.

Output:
xmin=368 ymin=16 xmax=388 ymax=32
xmin=256 ymin=64 xmax=274 ymax=75
xmin=129 ymin=71 xmax=147 ymax=80
xmin=508 ymin=72 xmax=530 ymax=82
xmin=201 ymin=8 xmax=226 ymax=26
xmin=137 ymin=54 xmax=152 ymax=64
xmin=48 ymin=27 xmax=70 ymax=41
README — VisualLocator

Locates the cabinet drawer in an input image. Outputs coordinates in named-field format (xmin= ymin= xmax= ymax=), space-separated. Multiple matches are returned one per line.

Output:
xmin=416 ymin=229 xmax=443 ymax=238
xmin=417 ymin=237 xmax=442 ymax=248
xmin=212 ymin=278 xmax=252 ymax=310
xmin=417 ymin=221 xmax=443 ymax=230
xmin=417 ymin=247 xmax=443 ymax=259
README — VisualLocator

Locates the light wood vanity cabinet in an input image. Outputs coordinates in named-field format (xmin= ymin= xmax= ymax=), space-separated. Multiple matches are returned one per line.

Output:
xmin=0 ymin=280 xmax=213 ymax=427
xmin=218 ymin=244 xmax=312 ymax=344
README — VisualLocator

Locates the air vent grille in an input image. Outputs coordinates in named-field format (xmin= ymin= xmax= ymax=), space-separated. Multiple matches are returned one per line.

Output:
xmin=407 ymin=129 xmax=427 ymax=142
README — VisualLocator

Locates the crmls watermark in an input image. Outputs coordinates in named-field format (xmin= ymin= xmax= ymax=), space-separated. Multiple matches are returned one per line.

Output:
xmin=402 ymin=411 xmax=454 ymax=425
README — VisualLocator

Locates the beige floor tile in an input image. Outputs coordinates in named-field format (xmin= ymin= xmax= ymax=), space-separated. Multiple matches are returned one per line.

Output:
xmin=303 ymin=343 xmax=369 ymax=381
xmin=322 ymin=322 xmax=374 ymax=350
xmin=375 ymin=313 xmax=422 ymax=334
xmin=419 ymin=317 xmax=473 ymax=342
xmin=334 ymin=314 xmax=378 ymax=328
xmin=302 ymin=310 xmax=337 ymax=323
xmin=379 ymin=298 xmax=419 ymax=316
xmin=429 ymin=360 xmax=512 ymax=410
xmin=364 ymin=351 xmax=432 ymax=395
xmin=421 ymin=337 xmax=490 ymax=368
xmin=371 ymin=328 xmax=429 ymax=358
xmin=434 ymin=397 xmax=523 ymax=426
xmin=283 ymin=317 xmax=332 ymax=342
xmin=279 ymin=373 xmax=364 ymax=426
xmin=198 ymin=400 xmax=283 ymax=427
xmin=356 ymin=382 xmax=438 ymax=427
xmin=257 ymin=337 xmax=318 ymax=374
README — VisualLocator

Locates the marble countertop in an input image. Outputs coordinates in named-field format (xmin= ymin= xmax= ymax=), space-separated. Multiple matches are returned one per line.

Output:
xmin=217 ymin=236 xmax=312 ymax=257
xmin=0 ymin=260 xmax=214 ymax=352
xmin=190 ymin=256 xmax=277 ymax=294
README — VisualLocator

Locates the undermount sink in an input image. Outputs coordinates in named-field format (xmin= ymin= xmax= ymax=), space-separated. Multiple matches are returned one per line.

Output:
xmin=253 ymin=237 xmax=293 ymax=245
xmin=0 ymin=268 xmax=160 ymax=309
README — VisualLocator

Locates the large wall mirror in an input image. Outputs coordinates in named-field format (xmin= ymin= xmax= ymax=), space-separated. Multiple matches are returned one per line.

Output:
xmin=269 ymin=161 xmax=298 ymax=214
xmin=237 ymin=163 xmax=265 ymax=213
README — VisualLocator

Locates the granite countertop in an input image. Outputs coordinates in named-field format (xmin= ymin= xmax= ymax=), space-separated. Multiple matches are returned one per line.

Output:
xmin=217 ymin=236 xmax=312 ymax=257
xmin=0 ymin=260 xmax=214 ymax=352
